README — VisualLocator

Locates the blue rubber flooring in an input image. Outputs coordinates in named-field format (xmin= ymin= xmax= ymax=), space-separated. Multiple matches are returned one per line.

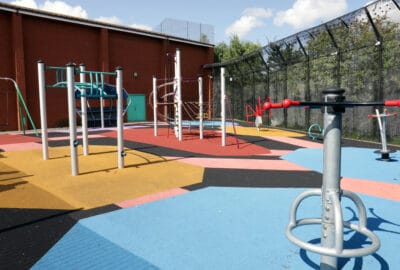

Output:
xmin=33 ymin=186 xmax=400 ymax=269
xmin=283 ymin=147 xmax=400 ymax=183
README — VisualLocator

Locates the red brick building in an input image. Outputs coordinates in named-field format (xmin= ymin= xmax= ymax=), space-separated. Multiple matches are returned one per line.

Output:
xmin=0 ymin=2 xmax=213 ymax=131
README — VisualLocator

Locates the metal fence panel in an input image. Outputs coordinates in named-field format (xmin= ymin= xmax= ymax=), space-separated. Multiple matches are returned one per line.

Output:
xmin=207 ymin=0 xmax=400 ymax=143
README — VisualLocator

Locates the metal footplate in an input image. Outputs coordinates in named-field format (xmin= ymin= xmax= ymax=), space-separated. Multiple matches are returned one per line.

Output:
xmin=285 ymin=189 xmax=380 ymax=258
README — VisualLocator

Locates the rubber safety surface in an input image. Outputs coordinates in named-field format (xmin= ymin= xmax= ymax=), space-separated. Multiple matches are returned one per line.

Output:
xmin=1 ymin=125 xmax=399 ymax=269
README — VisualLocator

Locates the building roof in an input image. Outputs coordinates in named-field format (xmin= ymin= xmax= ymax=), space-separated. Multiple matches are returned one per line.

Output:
xmin=0 ymin=2 xmax=213 ymax=48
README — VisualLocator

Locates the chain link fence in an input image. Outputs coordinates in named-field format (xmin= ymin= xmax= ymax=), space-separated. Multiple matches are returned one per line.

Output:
xmin=206 ymin=0 xmax=400 ymax=143
xmin=155 ymin=18 xmax=214 ymax=44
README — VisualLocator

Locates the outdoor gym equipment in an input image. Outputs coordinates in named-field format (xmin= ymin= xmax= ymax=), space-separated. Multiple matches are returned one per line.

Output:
xmin=0 ymin=77 xmax=38 ymax=136
xmin=152 ymin=63 xmax=238 ymax=147
xmin=153 ymin=50 xmax=235 ymax=145
xmin=37 ymin=61 xmax=125 ymax=176
xmin=368 ymin=109 xmax=397 ymax=161
xmin=308 ymin=123 xmax=323 ymax=141
xmin=263 ymin=87 xmax=400 ymax=269
xmin=151 ymin=49 xmax=183 ymax=140
xmin=152 ymin=49 xmax=206 ymax=140
xmin=245 ymin=96 xmax=271 ymax=131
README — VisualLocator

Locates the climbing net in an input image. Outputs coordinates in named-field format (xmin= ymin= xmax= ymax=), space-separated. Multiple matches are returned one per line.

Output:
xmin=150 ymin=74 xmax=207 ymax=140
xmin=150 ymin=48 xmax=211 ymax=141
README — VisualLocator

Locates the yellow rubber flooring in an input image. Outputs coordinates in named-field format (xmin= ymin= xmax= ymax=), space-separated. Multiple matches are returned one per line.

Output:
xmin=0 ymin=161 xmax=75 ymax=210
xmin=0 ymin=145 xmax=204 ymax=210
xmin=226 ymin=126 xmax=305 ymax=137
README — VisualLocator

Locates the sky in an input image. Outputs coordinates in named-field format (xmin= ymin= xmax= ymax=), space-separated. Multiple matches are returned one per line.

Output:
xmin=3 ymin=0 xmax=374 ymax=44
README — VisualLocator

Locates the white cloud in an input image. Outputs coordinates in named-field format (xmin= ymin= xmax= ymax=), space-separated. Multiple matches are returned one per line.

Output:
xmin=11 ymin=0 xmax=88 ymax=18
xmin=95 ymin=17 xmax=152 ymax=31
xmin=95 ymin=16 xmax=122 ymax=25
xmin=225 ymin=7 xmax=273 ymax=38
xmin=225 ymin=16 xmax=263 ymax=38
xmin=9 ymin=0 xmax=152 ymax=32
xmin=95 ymin=16 xmax=152 ymax=31
xmin=41 ymin=1 xmax=88 ymax=18
xmin=130 ymin=23 xmax=152 ymax=31
xmin=274 ymin=0 xmax=347 ymax=29
xmin=243 ymin=7 xmax=273 ymax=18
xmin=10 ymin=0 xmax=38 ymax=9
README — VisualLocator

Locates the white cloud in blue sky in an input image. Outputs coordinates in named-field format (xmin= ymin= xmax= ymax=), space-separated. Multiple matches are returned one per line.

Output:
xmin=274 ymin=0 xmax=348 ymax=29
xmin=224 ymin=0 xmax=349 ymax=39
xmin=95 ymin=16 xmax=122 ymax=25
xmin=225 ymin=8 xmax=273 ymax=39
xmin=10 ymin=0 xmax=153 ymax=30
xmin=10 ymin=0 xmax=37 ymax=9
xmin=129 ymin=23 xmax=152 ymax=31
xmin=11 ymin=0 xmax=88 ymax=18
xmin=43 ymin=0 xmax=87 ymax=18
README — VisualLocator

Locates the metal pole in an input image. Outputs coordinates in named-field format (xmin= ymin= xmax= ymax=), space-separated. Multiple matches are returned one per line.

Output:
xmin=283 ymin=89 xmax=383 ymax=267
xmin=176 ymin=49 xmax=183 ymax=141
xmin=174 ymin=52 xmax=178 ymax=138
xmin=100 ymin=78 xmax=105 ymax=129
xmin=320 ymin=88 xmax=345 ymax=269
xmin=296 ymin=34 xmax=311 ymax=127
xmin=208 ymin=74 xmax=213 ymax=120
xmin=153 ymin=76 xmax=158 ymax=136
xmin=365 ymin=7 xmax=384 ymax=138
xmin=116 ymin=67 xmax=124 ymax=169
xmin=221 ymin=67 xmax=226 ymax=146
xmin=37 ymin=60 xmax=48 ymax=160
xmin=376 ymin=109 xmax=388 ymax=153
xmin=79 ymin=64 xmax=89 ymax=156
xmin=198 ymin=76 xmax=203 ymax=139
xmin=66 ymin=63 xmax=79 ymax=176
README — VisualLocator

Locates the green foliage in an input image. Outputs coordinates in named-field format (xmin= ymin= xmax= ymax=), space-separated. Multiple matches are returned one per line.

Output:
xmin=215 ymin=35 xmax=262 ymax=108
xmin=266 ymin=42 xmax=304 ymax=67
xmin=214 ymin=42 xmax=228 ymax=63
xmin=200 ymin=33 xmax=210 ymax=43
xmin=214 ymin=35 xmax=261 ymax=63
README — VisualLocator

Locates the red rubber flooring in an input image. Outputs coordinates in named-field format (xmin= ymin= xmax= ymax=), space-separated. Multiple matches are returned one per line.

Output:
xmin=0 ymin=134 xmax=41 ymax=144
xmin=102 ymin=128 xmax=271 ymax=156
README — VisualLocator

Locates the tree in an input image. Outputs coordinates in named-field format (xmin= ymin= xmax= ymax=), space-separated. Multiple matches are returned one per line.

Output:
xmin=214 ymin=35 xmax=261 ymax=63
xmin=214 ymin=42 xmax=228 ymax=63
xmin=200 ymin=33 xmax=210 ymax=43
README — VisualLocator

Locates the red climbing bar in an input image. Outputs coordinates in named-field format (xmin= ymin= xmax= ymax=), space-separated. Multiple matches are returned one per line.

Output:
xmin=263 ymin=101 xmax=283 ymax=110
xmin=263 ymin=99 xmax=302 ymax=110
xmin=264 ymin=98 xmax=400 ymax=110
xmin=283 ymin=99 xmax=301 ymax=108
xmin=384 ymin=100 xmax=400 ymax=107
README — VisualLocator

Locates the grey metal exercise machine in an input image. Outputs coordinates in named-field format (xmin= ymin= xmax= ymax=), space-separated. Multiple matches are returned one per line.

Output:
xmin=368 ymin=109 xmax=397 ymax=161
xmin=264 ymin=87 xmax=400 ymax=269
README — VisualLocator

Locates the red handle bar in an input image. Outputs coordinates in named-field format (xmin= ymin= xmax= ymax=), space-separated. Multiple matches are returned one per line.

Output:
xmin=264 ymin=99 xmax=400 ymax=110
